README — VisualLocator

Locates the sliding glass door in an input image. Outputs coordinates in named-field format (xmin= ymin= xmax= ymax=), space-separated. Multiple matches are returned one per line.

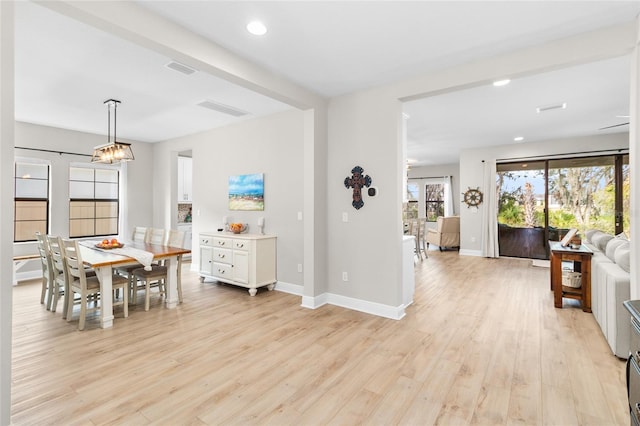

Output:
xmin=497 ymin=154 xmax=628 ymax=259
xmin=497 ymin=161 xmax=548 ymax=259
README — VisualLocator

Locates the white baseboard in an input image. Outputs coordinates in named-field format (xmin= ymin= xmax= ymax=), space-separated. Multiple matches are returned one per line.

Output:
xmin=459 ymin=249 xmax=482 ymax=257
xmin=16 ymin=270 xmax=41 ymax=283
xmin=274 ymin=281 xmax=303 ymax=296
xmin=300 ymin=292 xmax=405 ymax=320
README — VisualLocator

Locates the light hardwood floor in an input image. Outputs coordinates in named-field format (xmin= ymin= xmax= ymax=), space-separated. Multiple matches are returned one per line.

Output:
xmin=11 ymin=252 xmax=629 ymax=425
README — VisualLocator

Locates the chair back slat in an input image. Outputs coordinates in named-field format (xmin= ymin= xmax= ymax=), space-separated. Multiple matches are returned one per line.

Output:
xmin=61 ymin=240 xmax=88 ymax=290
xmin=132 ymin=226 xmax=147 ymax=242
xmin=35 ymin=232 xmax=54 ymax=280
xmin=46 ymin=235 xmax=65 ymax=276
xmin=167 ymin=230 xmax=186 ymax=248
xmin=145 ymin=228 xmax=166 ymax=245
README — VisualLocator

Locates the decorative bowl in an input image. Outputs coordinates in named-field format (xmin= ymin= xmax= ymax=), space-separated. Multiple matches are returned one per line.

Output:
xmin=229 ymin=223 xmax=247 ymax=234
xmin=96 ymin=242 xmax=124 ymax=249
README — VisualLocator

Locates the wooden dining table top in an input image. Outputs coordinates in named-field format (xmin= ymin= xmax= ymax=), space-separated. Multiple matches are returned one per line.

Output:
xmin=79 ymin=241 xmax=191 ymax=268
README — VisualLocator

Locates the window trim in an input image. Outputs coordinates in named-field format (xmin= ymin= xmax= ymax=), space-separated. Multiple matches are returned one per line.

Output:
xmin=69 ymin=164 xmax=120 ymax=238
xmin=14 ymin=159 xmax=50 ymax=243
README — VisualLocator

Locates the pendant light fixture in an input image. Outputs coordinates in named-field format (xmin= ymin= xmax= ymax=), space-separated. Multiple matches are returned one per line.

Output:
xmin=91 ymin=99 xmax=134 ymax=164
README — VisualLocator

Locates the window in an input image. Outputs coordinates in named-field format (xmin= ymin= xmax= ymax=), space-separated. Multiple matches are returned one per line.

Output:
xmin=425 ymin=183 xmax=444 ymax=222
xmin=14 ymin=161 xmax=49 ymax=242
xmin=405 ymin=182 xmax=419 ymax=220
xmin=69 ymin=166 xmax=119 ymax=238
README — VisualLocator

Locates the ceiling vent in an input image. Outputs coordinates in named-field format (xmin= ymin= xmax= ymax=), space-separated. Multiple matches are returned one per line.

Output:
xmin=165 ymin=61 xmax=196 ymax=75
xmin=197 ymin=100 xmax=249 ymax=117
xmin=536 ymin=102 xmax=567 ymax=113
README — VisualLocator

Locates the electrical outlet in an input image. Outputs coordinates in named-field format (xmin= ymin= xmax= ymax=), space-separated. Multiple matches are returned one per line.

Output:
xmin=471 ymin=236 xmax=476 ymax=243
xmin=342 ymin=212 xmax=348 ymax=222
xmin=342 ymin=272 xmax=348 ymax=281
xmin=297 ymin=211 xmax=303 ymax=221
xmin=297 ymin=263 xmax=303 ymax=273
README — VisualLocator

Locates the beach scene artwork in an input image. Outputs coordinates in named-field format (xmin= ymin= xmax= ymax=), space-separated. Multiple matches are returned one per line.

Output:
xmin=229 ymin=173 xmax=264 ymax=211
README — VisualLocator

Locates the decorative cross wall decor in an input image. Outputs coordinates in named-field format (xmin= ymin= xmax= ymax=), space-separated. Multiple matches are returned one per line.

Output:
xmin=344 ymin=166 xmax=372 ymax=210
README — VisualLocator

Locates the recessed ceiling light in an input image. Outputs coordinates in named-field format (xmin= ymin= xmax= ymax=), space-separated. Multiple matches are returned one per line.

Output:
xmin=514 ymin=136 xmax=524 ymax=142
xmin=247 ymin=21 xmax=267 ymax=36
xmin=493 ymin=79 xmax=511 ymax=87
xmin=536 ymin=102 xmax=567 ymax=113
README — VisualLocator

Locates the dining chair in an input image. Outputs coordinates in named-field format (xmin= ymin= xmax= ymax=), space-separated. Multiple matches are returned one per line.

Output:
xmin=62 ymin=239 xmax=129 ymax=330
xmin=132 ymin=226 xmax=147 ymax=242
xmin=132 ymin=229 xmax=186 ymax=310
xmin=45 ymin=235 xmax=69 ymax=316
xmin=145 ymin=228 xmax=167 ymax=245
xmin=116 ymin=226 xmax=151 ymax=295
xmin=35 ymin=232 xmax=55 ymax=310
xmin=408 ymin=219 xmax=426 ymax=260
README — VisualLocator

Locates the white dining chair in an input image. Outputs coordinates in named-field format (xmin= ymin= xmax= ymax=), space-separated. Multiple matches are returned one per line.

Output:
xmin=35 ymin=232 xmax=55 ymax=310
xmin=116 ymin=226 xmax=150 ymax=294
xmin=62 ymin=239 xmax=129 ymax=330
xmin=45 ymin=235 xmax=69 ymax=316
xmin=145 ymin=228 xmax=167 ymax=245
xmin=132 ymin=229 xmax=186 ymax=310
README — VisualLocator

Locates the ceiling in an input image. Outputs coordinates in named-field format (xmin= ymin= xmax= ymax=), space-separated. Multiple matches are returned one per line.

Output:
xmin=13 ymin=1 xmax=640 ymax=165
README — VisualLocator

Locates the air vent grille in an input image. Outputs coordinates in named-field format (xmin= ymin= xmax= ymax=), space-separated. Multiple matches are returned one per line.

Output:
xmin=197 ymin=100 xmax=249 ymax=117
xmin=165 ymin=61 xmax=196 ymax=75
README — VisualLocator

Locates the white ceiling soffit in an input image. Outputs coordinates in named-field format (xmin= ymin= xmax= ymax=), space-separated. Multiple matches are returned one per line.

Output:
xmin=404 ymin=55 xmax=631 ymax=167
xmin=13 ymin=1 xmax=640 ymax=161
xmin=14 ymin=1 xmax=291 ymax=143
xmin=137 ymin=1 xmax=640 ymax=98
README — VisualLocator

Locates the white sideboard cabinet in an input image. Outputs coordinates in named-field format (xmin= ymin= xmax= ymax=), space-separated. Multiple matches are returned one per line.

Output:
xmin=199 ymin=232 xmax=277 ymax=296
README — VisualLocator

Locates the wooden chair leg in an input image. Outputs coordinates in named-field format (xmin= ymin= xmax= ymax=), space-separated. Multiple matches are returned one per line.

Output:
xmin=145 ymin=280 xmax=151 ymax=311
xmin=40 ymin=280 xmax=47 ymax=305
xmin=79 ymin=293 xmax=87 ymax=331
xmin=123 ymin=286 xmax=128 ymax=318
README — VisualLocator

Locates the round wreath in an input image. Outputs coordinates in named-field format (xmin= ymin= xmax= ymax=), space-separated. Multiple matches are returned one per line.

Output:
xmin=463 ymin=187 xmax=483 ymax=208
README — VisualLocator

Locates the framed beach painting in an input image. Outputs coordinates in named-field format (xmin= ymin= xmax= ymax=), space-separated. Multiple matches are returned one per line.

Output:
xmin=228 ymin=173 xmax=264 ymax=211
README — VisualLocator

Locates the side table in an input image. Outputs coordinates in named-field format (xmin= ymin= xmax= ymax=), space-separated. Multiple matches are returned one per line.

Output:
xmin=549 ymin=241 xmax=593 ymax=312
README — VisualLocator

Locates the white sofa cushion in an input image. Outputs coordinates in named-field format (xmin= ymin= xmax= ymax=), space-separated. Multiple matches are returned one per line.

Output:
xmin=599 ymin=262 xmax=631 ymax=358
xmin=605 ymin=238 xmax=628 ymax=262
xmin=585 ymin=229 xmax=600 ymax=243
xmin=592 ymin=232 xmax=614 ymax=251
xmin=615 ymin=246 xmax=631 ymax=273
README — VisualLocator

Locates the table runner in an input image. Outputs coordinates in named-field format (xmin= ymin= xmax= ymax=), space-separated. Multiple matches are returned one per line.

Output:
xmin=80 ymin=240 xmax=154 ymax=270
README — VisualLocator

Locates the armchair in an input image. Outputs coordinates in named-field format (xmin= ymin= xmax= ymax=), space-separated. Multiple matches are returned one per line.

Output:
xmin=426 ymin=216 xmax=460 ymax=251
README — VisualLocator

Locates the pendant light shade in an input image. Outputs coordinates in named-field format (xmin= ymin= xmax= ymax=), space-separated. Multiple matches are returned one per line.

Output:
xmin=91 ymin=99 xmax=134 ymax=164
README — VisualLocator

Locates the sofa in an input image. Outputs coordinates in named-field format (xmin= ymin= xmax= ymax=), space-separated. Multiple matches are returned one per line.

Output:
xmin=583 ymin=229 xmax=631 ymax=359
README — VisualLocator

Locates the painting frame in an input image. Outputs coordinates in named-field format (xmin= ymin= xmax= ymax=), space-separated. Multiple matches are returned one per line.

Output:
xmin=228 ymin=173 xmax=264 ymax=211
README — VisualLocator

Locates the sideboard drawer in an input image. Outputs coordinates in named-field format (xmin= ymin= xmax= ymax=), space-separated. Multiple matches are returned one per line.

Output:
xmin=213 ymin=237 xmax=232 ymax=248
xmin=200 ymin=236 xmax=214 ymax=247
xmin=213 ymin=248 xmax=232 ymax=264
xmin=233 ymin=239 xmax=249 ymax=251
xmin=212 ymin=262 xmax=232 ymax=278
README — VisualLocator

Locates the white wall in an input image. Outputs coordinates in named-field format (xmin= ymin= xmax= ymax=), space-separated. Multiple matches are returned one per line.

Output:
xmin=13 ymin=122 xmax=154 ymax=274
xmin=154 ymin=109 xmax=305 ymax=289
xmin=458 ymin=133 xmax=629 ymax=255
xmin=327 ymin=88 xmax=405 ymax=313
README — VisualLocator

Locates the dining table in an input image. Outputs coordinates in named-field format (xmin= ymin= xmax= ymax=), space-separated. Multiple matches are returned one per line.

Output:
xmin=78 ymin=240 xmax=191 ymax=328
